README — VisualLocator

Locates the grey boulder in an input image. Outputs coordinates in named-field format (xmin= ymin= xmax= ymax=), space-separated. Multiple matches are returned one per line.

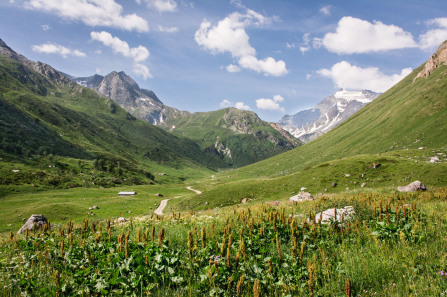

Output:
xmin=18 ymin=214 xmax=49 ymax=234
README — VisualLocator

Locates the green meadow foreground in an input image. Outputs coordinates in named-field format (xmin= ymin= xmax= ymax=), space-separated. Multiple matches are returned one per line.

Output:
xmin=1 ymin=188 xmax=447 ymax=296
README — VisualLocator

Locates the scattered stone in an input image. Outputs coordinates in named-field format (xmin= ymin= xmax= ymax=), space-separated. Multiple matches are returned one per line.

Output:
xmin=22 ymin=218 xmax=26 ymax=221
xmin=18 ymin=214 xmax=49 ymax=234
xmin=17 ymin=214 xmax=22 ymax=217
xmin=241 ymin=198 xmax=248 ymax=204
xmin=372 ymin=162 xmax=381 ymax=169
xmin=12 ymin=170 xmax=20 ymax=173
xmin=205 ymin=202 xmax=209 ymax=205
xmin=91 ymin=213 xmax=96 ymax=216
xmin=300 ymin=187 xmax=307 ymax=191
xmin=155 ymin=193 xmax=163 ymax=197
xmin=361 ymin=183 xmax=367 ymax=188
xmin=331 ymin=182 xmax=337 ymax=187
xmin=117 ymin=217 xmax=127 ymax=223
xmin=397 ymin=180 xmax=427 ymax=192
xmin=60 ymin=217 xmax=66 ymax=220
xmin=312 ymin=206 xmax=355 ymax=224
xmin=345 ymin=174 xmax=350 ymax=177
xmin=289 ymin=192 xmax=314 ymax=203
xmin=89 ymin=205 xmax=99 ymax=210
xmin=430 ymin=156 xmax=440 ymax=163
xmin=128 ymin=211 xmax=132 ymax=214
xmin=418 ymin=147 xmax=425 ymax=150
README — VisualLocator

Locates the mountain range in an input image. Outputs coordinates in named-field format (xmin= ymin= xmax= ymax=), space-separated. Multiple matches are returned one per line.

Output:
xmin=279 ymin=89 xmax=380 ymax=142
xmin=68 ymin=70 xmax=301 ymax=167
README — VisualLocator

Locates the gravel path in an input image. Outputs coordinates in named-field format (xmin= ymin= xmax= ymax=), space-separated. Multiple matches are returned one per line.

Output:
xmin=153 ymin=187 xmax=200 ymax=215
xmin=154 ymin=199 xmax=169 ymax=215
xmin=186 ymin=186 xmax=202 ymax=194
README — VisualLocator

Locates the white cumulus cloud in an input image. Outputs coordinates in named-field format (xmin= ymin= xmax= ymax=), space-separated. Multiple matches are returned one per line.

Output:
xmin=25 ymin=0 xmax=149 ymax=32
xmin=220 ymin=99 xmax=251 ymax=110
xmin=226 ymin=64 xmax=241 ymax=73
xmin=419 ymin=18 xmax=447 ymax=51
xmin=317 ymin=61 xmax=412 ymax=93
xmin=195 ymin=9 xmax=287 ymax=76
xmin=91 ymin=31 xmax=149 ymax=62
xmin=320 ymin=5 xmax=332 ymax=16
xmin=322 ymin=16 xmax=417 ymax=54
xmin=91 ymin=31 xmax=152 ymax=79
xmin=145 ymin=0 xmax=177 ymax=13
xmin=157 ymin=25 xmax=178 ymax=33
xmin=220 ymin=99 xmax=232 ymax=107
xmin=133 ymin=64 xmax=152 ymax=79
xmin=32 ymin=42 xmax=86 ymax=58
xmin=235 ymin=102 xmax=251 ymax=110
xmin=256 ymin=95 xmax=285 ymax=112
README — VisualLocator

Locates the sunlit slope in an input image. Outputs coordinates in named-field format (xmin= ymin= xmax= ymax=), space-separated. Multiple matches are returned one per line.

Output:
xmin=225 ymin=62 xmax=447 ymax=181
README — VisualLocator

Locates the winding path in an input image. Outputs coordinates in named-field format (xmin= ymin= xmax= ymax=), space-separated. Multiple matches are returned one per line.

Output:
xmin=186 ymin=186 xmax=202 ymax=194
xmin=154 ymin=199 xmax=169 ymax=215
xmin=153 ymin=187 xmax=201 ymax=215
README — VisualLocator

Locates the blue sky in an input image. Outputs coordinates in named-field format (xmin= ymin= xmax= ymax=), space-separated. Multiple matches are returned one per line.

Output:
xmin=1 ymin=0 xmax=447 ymax=122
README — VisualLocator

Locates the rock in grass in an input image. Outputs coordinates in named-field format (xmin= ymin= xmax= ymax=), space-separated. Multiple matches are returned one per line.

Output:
xmin=18 ymin=214 xmax=49 ymax=234
xmin=313 ymin=206 xmax=355 ymax=224
xmin=397 ymin=180 xmax=427 ymax=192
xmin=430 ymin=156 xmax=440 ymax=163
xmin=89 ymin=205 xmax=99 ymax=210
xmin=117 ymin=217 xmax=127 ymax=223
xmin=289 ymin=192 xmax=314 ymax=203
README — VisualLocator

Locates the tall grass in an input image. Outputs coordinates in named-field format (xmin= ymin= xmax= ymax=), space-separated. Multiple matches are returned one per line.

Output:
xmin=1 ymin=189 xmax=447 ymax=296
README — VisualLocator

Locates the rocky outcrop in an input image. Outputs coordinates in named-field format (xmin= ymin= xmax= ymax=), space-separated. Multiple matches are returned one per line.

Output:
xmin=71 ymin=71 xmax=187 ymax=127
xmin=17 ymin=214 xmax=49 ymax=234
xmin=414 ymin=40 xmax=447 ymax=80
xmin=0 ymin=38 xmax=76 ymax=89
xmin=289 ymin=192 xmax=314 ymax=203
xmin=279 ymin=90 xmax=380 ymax=142
xmin=397 ymin=181 xmax=427 ymax=192
xmin=312 ymin=206 xmax=355 ymax=224
xmin=269 ymin=122 xmax=301 ymax=146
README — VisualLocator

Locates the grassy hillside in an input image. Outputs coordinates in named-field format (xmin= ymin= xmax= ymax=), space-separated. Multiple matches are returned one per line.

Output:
xmin=0 ymin=52 xmax=227 ymax=192
xmin=168 ymin=107 xmax=301 ymax=167
xmin=221 ymin=62 xmax=447 ymax=182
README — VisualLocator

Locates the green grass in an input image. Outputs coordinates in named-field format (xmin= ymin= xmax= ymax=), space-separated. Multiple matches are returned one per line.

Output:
xmin=1 ymin=189 xmax=447 ymax=296
xmin=0 ymin=184 xmax=198 ymax=234
xmin=223 ymin=64 xmax=447 ymax=182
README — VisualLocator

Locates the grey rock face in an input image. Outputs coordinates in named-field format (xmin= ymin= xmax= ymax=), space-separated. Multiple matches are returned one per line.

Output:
xmin=312 ymin=206 xmax=355 ymax=224
xmin=18 ymin=214 xmax=49 ymax=234
xmin=70 ymin=71 xmax=186 ymax=127
xmin=279 ymin=90 xmax=380 ymax=142
xmin=397 ymin=181 xmax=427 ymax=192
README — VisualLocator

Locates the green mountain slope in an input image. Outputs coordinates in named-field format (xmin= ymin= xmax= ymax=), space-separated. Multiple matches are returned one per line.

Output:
xmin=223 ymin=41 xmax=447 ymax=181
xmin=186 ymin=41 xmax=447 ymax=208
xmin=0 ymin=40 xmax=227 ymax=192
xmin=168 ymin=107 xmax=301 ymax=167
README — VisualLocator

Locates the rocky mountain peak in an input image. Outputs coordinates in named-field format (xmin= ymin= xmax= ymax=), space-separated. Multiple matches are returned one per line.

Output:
xmin=279 ymin=89 xmax=380 ymax=142
xmin=0 ymin=38 xmax=75 ymax=89
xmin=414 ymin=40 xmax=447 ymax=80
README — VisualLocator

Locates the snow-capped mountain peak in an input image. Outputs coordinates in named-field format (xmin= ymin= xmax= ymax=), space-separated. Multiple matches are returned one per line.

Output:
xmin=278 ymin=89 xmax=380 ymax=142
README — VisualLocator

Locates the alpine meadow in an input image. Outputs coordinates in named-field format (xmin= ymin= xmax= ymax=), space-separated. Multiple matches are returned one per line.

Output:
xmin=1 ymin=1 xmax=447 ymax=296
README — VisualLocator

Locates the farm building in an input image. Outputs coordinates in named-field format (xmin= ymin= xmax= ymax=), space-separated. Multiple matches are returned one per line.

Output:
xmin=118 ymin=191 xmax=137 ymax=196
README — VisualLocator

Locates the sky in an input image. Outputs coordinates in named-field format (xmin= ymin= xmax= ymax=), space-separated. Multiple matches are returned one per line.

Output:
xmin=1 ymin=0 xmax=447 ymax=122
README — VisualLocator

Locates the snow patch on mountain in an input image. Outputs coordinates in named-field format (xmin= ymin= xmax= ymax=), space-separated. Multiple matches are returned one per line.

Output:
xmin=279 ymin=89 xmax=380 ymax=142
